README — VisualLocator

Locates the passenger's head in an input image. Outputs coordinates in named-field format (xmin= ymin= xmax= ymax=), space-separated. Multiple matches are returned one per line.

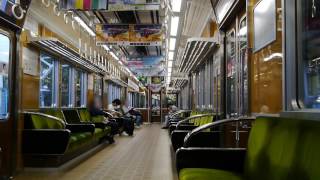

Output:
xmin=112 ymin=99 xmax=121 ymax=106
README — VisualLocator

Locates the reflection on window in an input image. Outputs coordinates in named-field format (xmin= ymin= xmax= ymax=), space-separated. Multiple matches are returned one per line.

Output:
xmin=226 ymin=30 xmax=237 ymax=116
xmin=300 ymin=0 xmax=320 ymax=108
xmin=61 ymin=64 xmax=71 ymax=107
xmin=0 ymin=34 xmax=9 ymax=119
xmin=40 ymin=53 xmax=57 ymax=107
xmin=238 ymin=17 xmax=249 ymax=115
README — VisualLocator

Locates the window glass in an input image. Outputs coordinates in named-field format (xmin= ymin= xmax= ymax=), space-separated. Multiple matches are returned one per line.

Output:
xmin=94 ymin=75 xmax=102 ymax=99
xmin=226 ymin=30 xmax=237 ymax=116
xmin=238 ymin=17 xmax=249 ymax=115
xmin=299 ymin=0 xmax=320 ymax=108
xmin=75 ymin=69 xmax=87 ymax=107
xmin=61 ymin=63 xmax=71 ymax=107
xmin=0 ymin=34 xmax=10 ymax=119
xmin=40 ymin=53 xmax=56 ymax=107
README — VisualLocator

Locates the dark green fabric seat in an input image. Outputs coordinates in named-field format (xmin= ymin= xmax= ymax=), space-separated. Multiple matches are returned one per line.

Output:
xmin=180 ymin=168 xmax=241 ymax=180
xmin=179 ymin=117 xmax=320 ymax=180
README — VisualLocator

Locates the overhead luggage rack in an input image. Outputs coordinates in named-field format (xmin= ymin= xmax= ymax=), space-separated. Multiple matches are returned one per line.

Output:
xmin=106 ymin=75 xmax=128 ymax=88
xmin=30 ymin=38 xmax=106 ymax=74
xmin=178 ymin=38 xmax=219 ymax=73
xmin=173 ymin=79 xmax=188 ymax=88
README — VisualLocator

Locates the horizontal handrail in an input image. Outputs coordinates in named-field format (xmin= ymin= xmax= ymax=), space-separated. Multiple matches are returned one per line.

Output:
xmin=22 ymin=111 xmax=67 ymax=129
xmin=176 ymin=113 xmax=216 ymax=128
xmin=183 ymin=116 xmax=256 ymax=147
xmin=169 ymin=110 xmax=192 ymax=118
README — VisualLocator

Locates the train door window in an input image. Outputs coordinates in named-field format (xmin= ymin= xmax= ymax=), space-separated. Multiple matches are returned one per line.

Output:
xmin=298 ymin=0 xmax=320 ymax=109
xmin=61 ymin=63 xmax=72 ymax=107
xmin=238 ymin=16 xmax=249 ymax=115
xmin=74 ymin=69 xmax=87 ymax=107
xmin=226 ymin=29 xmax=237 ymax=116
xmin=40 ymin=53 xmax=58 ymax=107
xmin=0 ymin=34 xmax=10 ymax=119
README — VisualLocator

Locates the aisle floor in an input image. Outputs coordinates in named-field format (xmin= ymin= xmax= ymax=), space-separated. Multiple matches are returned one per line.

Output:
xmin=15 ymin=124 xmax=178 ymax=180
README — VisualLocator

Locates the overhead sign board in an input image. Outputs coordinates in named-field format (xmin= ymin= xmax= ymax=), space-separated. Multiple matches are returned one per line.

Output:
xmin=96 ymin=24 xmax=162 ymax=46
xmin=59 ymin=0 xmax=108 ymax=10
xmin=59 ymin=0 xmax=160 ymax=11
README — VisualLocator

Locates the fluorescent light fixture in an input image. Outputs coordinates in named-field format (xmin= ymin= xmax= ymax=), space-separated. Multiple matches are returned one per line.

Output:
xmin=74 ymin=16 xmax=96 ymax=37
xmin=172 ymin=0 xmax=182 ymax=12
xmin=168 ymin=60 xmax=173 ymax=68
xmin=169 ymin=52 xmax=174 ymax=60
xmin=110 ymin=51 xmax=119 ymax=61
xmin=170 ymin=16 xmax=180 ymax=36
xmin=169 ymin=38 xmax=176 ymax=51
xmin=168 ymin=68 xmax=172 ymax=73
xmin=102 ymin=45 xmax=110 ymax=51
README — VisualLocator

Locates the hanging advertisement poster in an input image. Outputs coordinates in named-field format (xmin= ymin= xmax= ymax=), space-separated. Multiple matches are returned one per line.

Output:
xmin=96 ymin=24 xmax=162 ymax=46
xmin=129 ymin=24 xmax=162 ymax=45
xmin=59 ymin=0 xmax=108 ymax=10
xmin=151 ymin=76 xmax=164 ymax=84
xmin=108 ymin=0 xmax=160 ymax=11
xmin=96 ymin=24 xmax=129 ymax=45
xmin=126 ymin=56 xmax=166 ymax=77
xmin=148 ymin=83 xmax=163 ymax=93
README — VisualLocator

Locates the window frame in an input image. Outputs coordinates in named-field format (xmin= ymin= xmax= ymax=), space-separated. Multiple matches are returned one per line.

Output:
xmin=60 ymin=62 xmax=73 ymax=108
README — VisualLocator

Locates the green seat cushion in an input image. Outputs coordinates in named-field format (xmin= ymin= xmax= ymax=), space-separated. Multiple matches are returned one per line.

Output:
xmin=92 ymin=115 xmax=104 ymax=123
xmin=68 ymin=132 xmax=93 ymax=152
xmin=180 ymin=168 xmax=242 ymax=180
xmin=94 ymin=128 xmax=106 ymax=139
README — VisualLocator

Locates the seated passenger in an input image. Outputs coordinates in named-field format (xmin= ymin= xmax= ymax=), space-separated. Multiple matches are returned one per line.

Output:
xmin=162 ymin=105 xmax=178 ymax=129
xmin=88 ymin=98 xmax=119 ymax=142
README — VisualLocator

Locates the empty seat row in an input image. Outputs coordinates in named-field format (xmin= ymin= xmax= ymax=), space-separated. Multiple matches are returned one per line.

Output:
xmin=22 ymin=108 xmax=112 ymax=167
xmin=177 ymin=116 xmax=320 ymax=180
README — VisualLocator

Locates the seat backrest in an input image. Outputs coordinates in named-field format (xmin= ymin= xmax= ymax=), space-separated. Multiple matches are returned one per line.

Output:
xmin=25 ymin=113 xmax=65 ymax=129
xmin=63 ymin=109 xmax=82 ymax=124
xmin=43 ymin=109 xmax=65 ymax=121
xmin=78 ymin=108 xmax=92 ymax=122
xmin=245 ymin=117 xmax=312 ymax=180
xmin=290 ymin=119 xmax=320 ymax=179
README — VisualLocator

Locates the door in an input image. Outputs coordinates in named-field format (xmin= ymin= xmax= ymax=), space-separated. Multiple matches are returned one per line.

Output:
xmin=0 ymin=28 xmax=16 ymax=177
xmin=225 ymin=12 xmax=248 ymax=118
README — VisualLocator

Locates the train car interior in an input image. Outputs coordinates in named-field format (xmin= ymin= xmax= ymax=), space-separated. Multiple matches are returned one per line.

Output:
xmin=0 ymin=0 xmax=320 ymax=179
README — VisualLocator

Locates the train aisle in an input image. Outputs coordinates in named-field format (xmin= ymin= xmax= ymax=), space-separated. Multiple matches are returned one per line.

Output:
xmin=15 ymin=124 xmax=178 ymax=180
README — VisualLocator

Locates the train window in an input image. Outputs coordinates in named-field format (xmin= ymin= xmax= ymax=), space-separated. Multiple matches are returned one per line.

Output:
xmin=0 ymin=34 xmax=10 ymax=119
xmin=61 ymin=63 xmax=72 ymax=107
xmin=238 ymin=16 xmax=249 ymax=115
xmin=40 ymin=53 xmax=58 ymax=107
xmin=226 ymin=29 xmax=237 ymax=116
xmin=94 ymin=75 xmax=102 ymax=102
xmin=74 ymin=69 xmax=87 ymax=107
xmin=298 ymin=0 xmax=320 ymax=109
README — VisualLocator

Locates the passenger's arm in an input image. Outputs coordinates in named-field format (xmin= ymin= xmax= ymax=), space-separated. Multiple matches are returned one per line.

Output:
xmin=176 ymin=148 xmax=246 ymax=173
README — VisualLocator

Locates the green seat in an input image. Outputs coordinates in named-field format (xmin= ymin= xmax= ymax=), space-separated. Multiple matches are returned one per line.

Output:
xmin=180 ymin=168 xmax=242 ymax=180
xmin=179 ymin=117 xmax=320 ymax=180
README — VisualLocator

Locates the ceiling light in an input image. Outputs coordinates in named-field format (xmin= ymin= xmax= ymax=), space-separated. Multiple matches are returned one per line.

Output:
xmin=168 ymin=61 xmax=173 ymax=68
xmin=102 ymin=45 xmax=110 ymax=51
xmin=74 ymin=16 xmax=96 ymax=37
xmin=172 ymin=0 xmax=182 ymax=12
xmin=170 ymin=16 xmax=179 ymax=36
xmin=110 ymin=51 xmax=119 ymax=61
xmin=169 ymin=38 xmax=176 ymax=51
xmin=168 ymin=68 xmax=172 ymax=73
xmin=169 ymin=52 xmax=174 ymax=60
